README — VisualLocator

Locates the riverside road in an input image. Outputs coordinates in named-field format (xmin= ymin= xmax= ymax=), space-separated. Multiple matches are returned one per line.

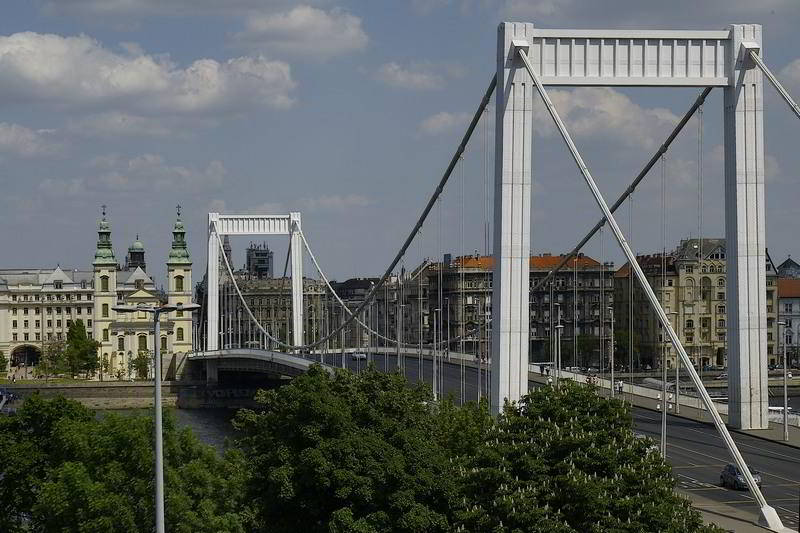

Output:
xmin=315 ymin=352 xmax=800 ymax=529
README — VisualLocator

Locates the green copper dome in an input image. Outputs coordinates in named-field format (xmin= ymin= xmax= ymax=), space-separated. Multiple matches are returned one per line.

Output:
xmin=129 ymin=235 xmax=145 ymax=252
xmin=167 ymin=211 xmax=191 ymax=266
xmin=93 ymin=210 xmax=117 ymax=266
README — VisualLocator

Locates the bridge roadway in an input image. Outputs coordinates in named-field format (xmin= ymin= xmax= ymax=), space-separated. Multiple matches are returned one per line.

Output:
xmin=312 ymin=351 xmax=800 ymax=530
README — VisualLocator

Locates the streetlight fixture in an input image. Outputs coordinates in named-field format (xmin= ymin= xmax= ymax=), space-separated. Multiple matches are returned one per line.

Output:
xmin=608 ymin=306 xmax=615 ymax=397
xmin=779 ymin=320 xmax=789 ymax=442
xmin=112 ymin=301 xmax=200 ymax=533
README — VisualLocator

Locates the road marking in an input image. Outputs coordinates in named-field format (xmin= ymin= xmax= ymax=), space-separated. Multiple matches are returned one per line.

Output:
xmin=667 ymin=441 xmax=800 ymax=485
xmin=673 ymin=464 xmax=725 ymax=469
xmin=677 ymin=425 xmax=800 ymax=463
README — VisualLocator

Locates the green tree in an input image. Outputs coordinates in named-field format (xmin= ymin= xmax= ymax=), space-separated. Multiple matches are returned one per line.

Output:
xmin=614 ymin=329 xmax=642 ymax=370
xmin=0 ymin=394 xmax=250 ymax=532
xmin=0 ymin=350 xmax=6 ymax=375
xmin=132 ymin=350 xmax=151 ymax=379
xmin=233 ymin=365 xmax=459 ymax=532
xmin=41 ymin=338 xmax=66 ymax=377
xmin=64 ymin=320 xmax=100 ymax=378
xmin=454 ymin=382 xmax=721 ymax=532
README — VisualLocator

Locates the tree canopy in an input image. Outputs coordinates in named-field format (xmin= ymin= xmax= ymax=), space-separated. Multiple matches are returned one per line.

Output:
xmin=0 ymin=395 xmax=250 ymax=532
xmin=233 ymin=366 xmax=459 ymax=533
xmin=234 ymin=366 xmax=721 ymax=533
xmin=63 ymin=319 xmax=101 ymax=377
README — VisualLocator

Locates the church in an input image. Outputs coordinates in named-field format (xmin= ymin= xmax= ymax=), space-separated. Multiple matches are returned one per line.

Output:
xmin=0 ymin=207 xmax=193 ymax=380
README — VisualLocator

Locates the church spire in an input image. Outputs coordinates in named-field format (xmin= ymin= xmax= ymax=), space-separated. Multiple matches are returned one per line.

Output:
xmin=167 ymin=204 xmax=191 ymax=266
xmin=93 ymin=204 xmax=117 ymax=266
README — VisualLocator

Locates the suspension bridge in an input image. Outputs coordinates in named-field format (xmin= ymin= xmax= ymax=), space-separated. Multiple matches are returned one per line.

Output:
xmin=185 ymin=22 xmax=800 ymax=531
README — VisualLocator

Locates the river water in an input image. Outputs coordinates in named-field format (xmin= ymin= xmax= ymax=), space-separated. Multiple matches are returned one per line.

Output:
xmin=105 ymin=408 xmax=239 ymax=452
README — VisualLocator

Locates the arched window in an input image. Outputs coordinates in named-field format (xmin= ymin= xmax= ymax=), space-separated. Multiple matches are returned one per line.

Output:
xmin=717 ymin=319 xmax=725 ymax=328
xmin=685 ymin=319 xmax=694 ymax=329
xmin=117 ymin=336 xmax=124 ymax=351
xmin=100 ymin=275 xmax=109 ymax=292
xmin=176 ymin=328 xmax=184 ymax=341
xmin=175 ymin=275 xmax=184 ymax=292
xmin=717 ymin=278 xmax=725 ymax=287
xmin=138 ymin=335 xmax=147 ymax=351
xmin=161 ymin=336 xmax=167 ymax=351
xmin=102 ymin=303 xmax=109 ymax=317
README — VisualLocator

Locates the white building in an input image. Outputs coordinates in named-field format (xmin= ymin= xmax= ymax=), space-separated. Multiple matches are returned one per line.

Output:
xmin=778 ymin=278 xmax=800 ymax=366
xmin=0 ymin=208 xmax=193 ymax=379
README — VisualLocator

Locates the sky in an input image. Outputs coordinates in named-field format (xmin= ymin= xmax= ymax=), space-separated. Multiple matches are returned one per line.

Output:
xmin=1 ymin=0 xmax=800 ymax=287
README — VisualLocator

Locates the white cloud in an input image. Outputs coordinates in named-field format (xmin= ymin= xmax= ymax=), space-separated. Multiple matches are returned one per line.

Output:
xmin=0 ymin=122 xmax=60 ymax=156
xmin=0 ymin=32 xmax=296 ymax=114
xmin=501 ymin=0 xmax=573 ymax=17
xmin=244 ymin=201 xmax=287 ymax=215
xmin=779 ymin=58 xmax=800 ymax=91
xmin=418 ymin=111 xmax=471 ymax=135
xmin=375 ymin=62 xmax=445 ymax=90
xmin=68 ymin=112 xmax=176 ymax=137
xmin=234 ymin=6 xmax=368 ymax=58
xmin=66 ymin=153 xmax=228 ymax=193
xmin=298 ymin=194 xmax=372 ymax=211
xmin=536 ymin=88 xmax=679 ymax=149
xmin=38 ymin=177 xmax=85 ymax=197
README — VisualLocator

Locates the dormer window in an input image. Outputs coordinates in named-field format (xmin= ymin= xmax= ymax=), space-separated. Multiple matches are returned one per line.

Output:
xmin=135 ymin=279 xmax=144 ymax=290
xmin=54 ymin=281 xmax=62 ymax=290
xmin=81 ymin=280 xmax=87 ymax=289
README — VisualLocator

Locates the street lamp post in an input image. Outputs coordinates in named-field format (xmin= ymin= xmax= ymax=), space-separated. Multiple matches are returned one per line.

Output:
xmin=113 ymin=301 xmax=200 ymax=533
xmin=554 ymin=303 xmax=563 ymax=387
xmin=780 ymin=320 xmax=789 ymax=442
xmin=608 ymin=306 xmax=615 ymax=397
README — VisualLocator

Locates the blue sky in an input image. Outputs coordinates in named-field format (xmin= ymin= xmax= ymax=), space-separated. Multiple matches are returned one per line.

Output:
xmin=1 ymin=1 xmax=800 ymax=286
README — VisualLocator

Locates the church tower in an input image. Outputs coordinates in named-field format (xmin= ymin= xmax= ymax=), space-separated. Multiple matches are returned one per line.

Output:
xmin=125 ymin=235 xmax=146 ymax=271
xmin=167 ymin=205 xmax=193 ymax=357
xmin=92 ymin=206 xmax=118 ymax=376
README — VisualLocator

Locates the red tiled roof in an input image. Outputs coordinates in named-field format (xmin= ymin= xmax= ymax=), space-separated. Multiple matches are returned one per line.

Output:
xmin=779 ymin=278 xmax=800 ymax=298
xmin=449 ymin=254 xmax=601 ymax=270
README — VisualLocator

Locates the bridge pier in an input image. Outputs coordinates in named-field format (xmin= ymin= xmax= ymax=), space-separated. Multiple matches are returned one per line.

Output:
xmin=491 ymin=22 xmax=534 ymax=415
xmin=205 ymin=359 xmax=218 ymax=384
xmin=725 ymin=24 xmax=768 ymax=430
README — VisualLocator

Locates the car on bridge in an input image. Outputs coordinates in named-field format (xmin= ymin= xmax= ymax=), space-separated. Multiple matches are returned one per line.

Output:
xmin=351 ymin=353 xmax=367 ymax=361
xmin=720 ymin=463 xmax=762 ymax=490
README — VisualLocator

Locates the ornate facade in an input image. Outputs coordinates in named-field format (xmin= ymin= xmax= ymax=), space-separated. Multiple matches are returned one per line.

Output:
xmin=0 ymin=208 xmax=193 ymax=379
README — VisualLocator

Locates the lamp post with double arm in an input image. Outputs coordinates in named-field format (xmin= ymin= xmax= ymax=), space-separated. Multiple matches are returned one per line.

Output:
xmin=112 ymin=301 xmax=200 ymax=533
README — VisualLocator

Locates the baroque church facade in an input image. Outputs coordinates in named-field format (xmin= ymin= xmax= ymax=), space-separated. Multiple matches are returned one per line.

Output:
xmin=0 ymin=208 xmax=193 ymax=380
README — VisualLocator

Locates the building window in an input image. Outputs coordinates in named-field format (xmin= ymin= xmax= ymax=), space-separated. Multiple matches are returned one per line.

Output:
xmin=138 ymin=335 xmax=148 ymax=351
xmin=81 ymin=280 xmax=87 ymax=289
xmin=717 ymin=319 xmax=725 ymax=328
xmin=56 ymin=320 xmax=61 ymax=327
xmin=23 ymin=308 xmax=28 ymax=315
xmin=56 ymin=307 xmax=61 ymax=314
xmin=87 ymin=319 xmax=93 ymax=327
xmin=135 ymin=279 xmax=144 ymax=290
xmin=103 ymin=329 xmax=109 ymax=342
xmin=54 ymin=280 xmax=62 ymax=289
xmin=47 ymin=320 xmax=52 ymax=328
xmin=118 ymin=337 xmax=125 ymax=351
xmin=176 ymin=328 xmax=184 ymax=341
xmin=175 ymin=275 xmax=184 ymax=292
xmin=24 ymin=333 xmax=29 ymax=341
xmin=11 ymin=295 xmax=16 ymax=301
xmin=12 ymin=333 xmax=17 ymax=341
xmin=176 ymin=310 xmax=183 ymax=318
xmin=718 ymin=305 xmax=725 ymax=314
xmin=161 ymin=336 xmax=167 ymax=351
xmin=685 ymin=319 xmax=694 ymax=329
xmin=102 ymin=304 xmax=109 ymax=318
xmin=11 ymin=320 xmax=17 ymax=328
xmin=35 ymin=333 xmax=40 ymax=341
xmin=100 ymin=276 xmax=109 ymax=292
xmin=23 ymin=320 xmax=28 ymax=328
xmin=717 ymin=278 xmax=725 ymax=287
xmin=11 ymin=309 xmax=16 ymax=316
xmin=35 ymin=320 xmax=40 ymax=328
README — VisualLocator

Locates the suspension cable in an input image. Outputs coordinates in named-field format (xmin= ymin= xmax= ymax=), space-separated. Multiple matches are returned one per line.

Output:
xmin=749 ymin=50 xmax=800 ymax=120
xmin=254 ymin=75 xmax=498 ymax=352
xmin=529 ymin=87 xmax=713 ymax=295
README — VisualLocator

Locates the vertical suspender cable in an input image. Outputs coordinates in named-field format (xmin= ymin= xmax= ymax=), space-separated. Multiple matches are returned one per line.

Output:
xmin=516 ymin=50 xmax=775 ymax=517
xmin=629 ymin=194 xmax=634 ymax=398
xmin=600 ymin=227 xmax=605 ymax=387
xmin=460 ymin=153 xmax=465 ymax=405
xmin=660 ymin=153 xmax=668 ymax=456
